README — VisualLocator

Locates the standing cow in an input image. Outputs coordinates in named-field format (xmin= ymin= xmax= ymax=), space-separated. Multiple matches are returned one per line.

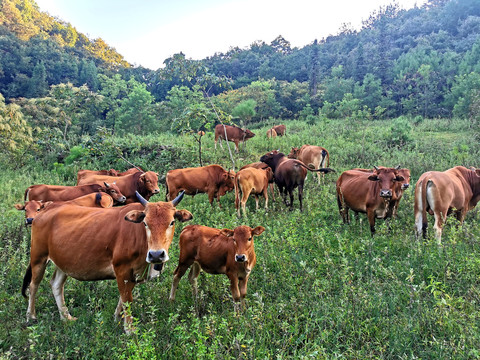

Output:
xmin=260 ymin=150 xmax=335 ymax=211
xmin=214 ymin=124 xmax=255 ymax=152
xmin=169 ymin=224 xmax=265 ymax=310
xmin=165 ymin=165 xmax=235 ymax=207
xmin=240 ymin=162 xmax=276 ymax=202
xmin=336 ymin=167 xmax=405 ymax=235
xmin=272 ymin=124 xmax=286 ymax=136
xmin=22 ymin=191 xmax=192 ymax=333
xmin=234 ymin=167 xmax=272 ymax=216
xmin=414 ymin=166 xmax=480 ymax=242
xmin=288 ymin=145 xmax=330 ymax=184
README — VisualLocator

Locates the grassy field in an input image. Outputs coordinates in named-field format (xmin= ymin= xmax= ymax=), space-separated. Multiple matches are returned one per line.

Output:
xmin=0 ymin=117 xmax=479 ymax=359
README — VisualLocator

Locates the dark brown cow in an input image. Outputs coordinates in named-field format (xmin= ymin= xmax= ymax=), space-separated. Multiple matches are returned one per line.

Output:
xmin=165 ymin=165 xmax=235 ymax=207
xmin=336 ymin=167 xmax=405 ymax=235
xmin=240 ymin=162 xmax=276 ymax=202
xmin=15 ymin=192 xmax=114 ymax=226
xmin=272 ymin=124 xmax=286 ymax=136
xmin=77 ymin=171 xmax=160 ymax=204
xmin=169 ymin=225 xmax=264 ymax=309
xmin=414 ymin=166 xmax=480 ymax=242
xmin=353 ymin=166 xmax=411 ymax=218
xmin=288 ymin=145 xmax=330 ymax=184
xmin=260 ymin=151 xmax=335 ymax=211
xmin=77 ymin=167 xmax=140 ymax=184
xmin=235 ymin=167 xmax=272 ymax=216
xmin=214 ymin=124 xmax=255 ymax=152
xmin=22 ymin=191 xmax=192 ymax=333
xmin=25 ymin=183 xmax=126 ymax=204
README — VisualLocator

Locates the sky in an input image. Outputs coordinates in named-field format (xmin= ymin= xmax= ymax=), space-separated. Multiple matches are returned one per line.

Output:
xmin=34 ymin=0 xmax=428 ymax=70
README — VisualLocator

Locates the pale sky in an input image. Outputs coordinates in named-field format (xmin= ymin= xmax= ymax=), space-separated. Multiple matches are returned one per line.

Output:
xmin=35 ymin=0 xmax=428 ymax=70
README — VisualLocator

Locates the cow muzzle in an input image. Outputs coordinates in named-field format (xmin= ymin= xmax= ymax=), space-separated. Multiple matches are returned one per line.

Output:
xmin=380 ymin=189 xmax=392 ymax=198
xmin=235 ymin=254 xmax=247 ymax=263
xmin=147 ymin=249 xmax=169 ymax=263
xmin=152 ymin=188 xmax=160 ymax=194
xmin=402 ymin=184 xmax=410 ymax=190
xmin=25 ymin=218 xmax=33 ymax=226
xmin=117 ymin=196 xmax=127 ymax=203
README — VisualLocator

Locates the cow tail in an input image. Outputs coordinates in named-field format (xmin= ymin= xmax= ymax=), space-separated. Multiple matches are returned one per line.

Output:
xmin=24 ymin=187 xmax=31 ymax=201
xmin=234 ymin=175 xmax=240 ymax=210
xmin=323 ymin=149 xmax=330 ymax=167
xmin=165 ymin=176 xmax=170 ymax=201
xmin=22 ymin=264 xmax=32 ymax=298
xmin=95 ymin=192 xmax=102 ymax=206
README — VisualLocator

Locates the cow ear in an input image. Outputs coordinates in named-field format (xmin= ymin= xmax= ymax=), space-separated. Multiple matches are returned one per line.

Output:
xmin=42 ymin=201 xmax=53 ymax=209
xmin=14 ymin=203 xmax=25 ymax=210
xmin=219 ymin=228 xmax=234 ymax=237
xmin=124 ymin=210 xmax=146 ymax=223
xmin=252 ymin=226 xmax=265 ymax=236
xmin=395 ymin=175 xmax=405 ymax=181
xmin=368 ymin=175 xmax=379 ymax=181
xmin=175 ymin=210 xmax=193 ymax=223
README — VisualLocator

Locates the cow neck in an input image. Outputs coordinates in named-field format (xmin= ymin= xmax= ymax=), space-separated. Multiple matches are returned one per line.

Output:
xmin=132 ymin=171 xmax=148 ymax=198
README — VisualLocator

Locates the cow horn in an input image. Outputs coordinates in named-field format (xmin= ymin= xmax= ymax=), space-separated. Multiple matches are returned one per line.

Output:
xmin=135 ymin=191 xmax=148 ymax=206
xmin=373 ymin=165 xmax=379 ymax=170
xmin=172 ymin=190 xmax=185 ymax=206
xmin=395 ymin=165 xmax=401 ymax=170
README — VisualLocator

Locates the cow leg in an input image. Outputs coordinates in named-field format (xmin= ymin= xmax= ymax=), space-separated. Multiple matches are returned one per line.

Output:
xmin=433 ymin=209 xmax=447 ymax=243
xmin=367 ymin=209 xmax=376 ymax=236
xmin=238 ymin=276 xmax=249 ymax=309
xmin=27 ymin=259 xmax=48 ymax=321
xmin=254 ymin=194 xmax=259 ymax=210
xmin=115 ymin=276 xmax=136 ymax=333
xmin=263 ymin=188 xmax=269 ymax=211
xmin=188 ymin=262 xmax=202 ymax=297
xmin=234 ymin=141 xmax=239 ymax=153
xmin=50 ymin=267 xmax=76 ymax=321
xmin=228 ymin=274 xmax=241 ymax=311
xmin=169 ymin=262 xmax=193 ymax=301
xmin=298 ymin=184 xmax=304 ymax=211
xmin=269 ymin=183 xmax=275 ymax=202
xmin=208 ymin=191 xmax=215 ymax=207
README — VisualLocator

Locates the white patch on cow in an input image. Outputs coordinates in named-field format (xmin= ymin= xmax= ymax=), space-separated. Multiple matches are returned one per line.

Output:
xmin=415 ymin=185 xmax=423 ymax=236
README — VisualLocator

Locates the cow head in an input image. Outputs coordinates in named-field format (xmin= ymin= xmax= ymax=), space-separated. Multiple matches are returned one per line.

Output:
xmin=398 ymin=168 xmax=411 ymax=190
xmin=287 ymin=147 xmax=299 ymax=159
xmin=103 ymin=182 xmax=127 ymax=203
xmin=368 ymin=167 xmax=405 ymax=198
xmin=124 ymin=191 xmax=192 ymax=265
xmin=243 ymin=128 xmax=255 ymax=140
xmin=260 ymin=150 xmax=283 ymax=171
xmin=220 ymin=225 xmax=265 ymax=263
xmin=139 ymin=171 xmax=161 ymax=197
xmin=15 ymin=200 xmax=52 ymax=226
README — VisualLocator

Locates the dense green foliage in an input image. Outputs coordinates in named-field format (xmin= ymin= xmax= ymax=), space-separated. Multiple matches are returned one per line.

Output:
xmin=0 ymin=117 xmax=479 ymax=359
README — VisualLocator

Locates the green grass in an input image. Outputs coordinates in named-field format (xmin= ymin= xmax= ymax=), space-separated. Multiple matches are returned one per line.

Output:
xmin=1 ymin=117 xmax=479 ymax=359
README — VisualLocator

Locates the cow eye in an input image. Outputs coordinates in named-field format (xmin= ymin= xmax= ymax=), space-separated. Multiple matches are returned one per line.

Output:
xmin=249 ymin=237 xmax=252 ymax=241
xmin=169 ymin=220 xmax=175 ymax=226
xmin=36 ymin=208 xmax=41 ymax=212
xmin=143 ymin=222 xmax=148 ymax=228
xmin=111 ymin=190 xmax=116 ymax=193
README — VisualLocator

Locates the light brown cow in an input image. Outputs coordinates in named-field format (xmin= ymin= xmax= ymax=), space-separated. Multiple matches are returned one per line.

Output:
xmin=288 ymin=145 xmax=330 ymax=184
xmin=22 ymin=191 xmax=192 ymax=333
xmin=266 ymin=128 xmax=277 ymax=138
xmin=240 ymin=162 xmax=276 ymax=202
xmin=235 ymin=167 xmax=272 ymax=216
xmin=336 ymin=167 xmax=405 ymax=235
xmin=169 ymin=225 xmax=265 ymax=309
xmin=353 ymin=166 xmax=411 ymax=218
xmin=15 ymin=192 xmax=114 ymax=226
xmin=165 ymin=165 xmax=235 ymax=207
xmin=272 ymin=124 xmax=286 ymax=136
xmin=77 ymin=171 xmax=160 ymax=204
xmin=414 ymin=166 xmax=480 ymax=242
xmin=214 ymin=124 xmax=255 ymax=152
xmin=25 ymin=183 xmax=126 ymax=204
xmin=77 ymin=167 xmax=140 ymax=184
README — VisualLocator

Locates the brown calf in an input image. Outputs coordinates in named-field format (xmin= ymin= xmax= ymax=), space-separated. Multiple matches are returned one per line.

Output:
xmin=169 ymin=225 xmax=265 ymax=309
xmin=266 ymin=128 xmax=277 ymax=138
xmin=288 ymin=145 xmax=330 ymax=184
xmin=25 ymin=183 xmax=126 ymax=204
xmin=214 ymin=124 xmax=255 ymax=152
xmin=240 ymin=162 xmax=276 ymax=202
xmin=235 ymin=167 xmax=272 ymax=216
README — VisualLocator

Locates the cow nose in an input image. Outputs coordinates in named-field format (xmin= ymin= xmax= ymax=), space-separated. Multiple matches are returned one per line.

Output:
xmin=25 ymin=218 xmax=33 ymax=225
xmin=118 ymin=196 xmax=127 ymax=203
xmin=153 ymin=188 xmax=160 ymax=194
xmin=147 ymin=249 xmax=168 ymax=263
xmin=402 ymin=184 xmax=410 ymax=189
xmin=380 ymin=189 xmax=392 ymax=198
xmin=235 ymin=254 xmax=247 ymax=263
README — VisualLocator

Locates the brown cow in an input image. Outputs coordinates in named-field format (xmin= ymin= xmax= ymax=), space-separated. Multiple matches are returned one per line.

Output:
xmin=77 ymin=171 xmax=160 ymax=204
xmin=288 ymin=145 xmax=330 ymax=184
xmin=165 ymin=165 xmax=235 ymax=207
xmin=266 ymin=128 xmax=277 ymax=138
xmin=353 ymin=166 xmax=411 ymax=218
xmin=214 ymin=124 xmax=255 ymax=152
xmin=22 ymin=191 xmax=192 ymax=333
xmin=240 ymin=162 xmax=276 ymax=202
xmin=235 ymin=167 xmax=272 ymax=216
xmin=25 ymin=183 xmax=126 ymax=204
xmin=77 ymin=167 xmax=140 ymax=184
xmin=336 ymin=167 xmax=405 ymax=235
xmin=169 ymin=225 xmax=265 ymax=309
xmin=260 ymin=151 xmax=335 ymax=211
xmin=414 ymin=166 xmax=480 ymax=242
xmin=272 ymin=124 xmax=286 ymax=136
xmin=15 ymin=192 xmax=114 ymax=226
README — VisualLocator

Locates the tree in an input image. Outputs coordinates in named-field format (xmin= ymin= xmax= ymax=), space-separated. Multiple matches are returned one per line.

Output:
xmin=26 ymin=61 xmax=48 ymax=97
xmin=232 ymin=99 xmax=257 ymax=124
